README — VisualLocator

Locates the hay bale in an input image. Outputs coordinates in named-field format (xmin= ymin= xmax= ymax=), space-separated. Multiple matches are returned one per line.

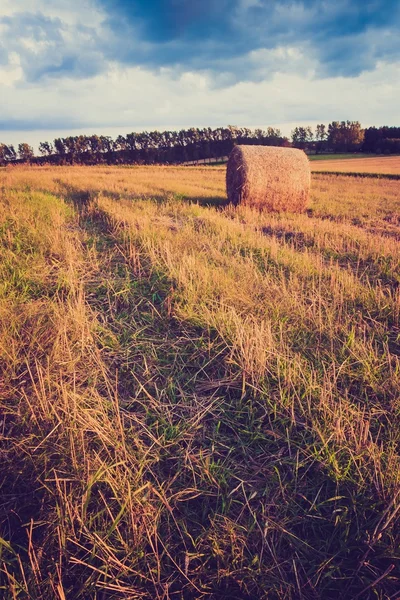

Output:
xmin=226 ymin=145 xmax=310 ymax=212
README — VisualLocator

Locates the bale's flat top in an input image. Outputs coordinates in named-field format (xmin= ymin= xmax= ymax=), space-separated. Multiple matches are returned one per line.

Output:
xmin=235 ymin=144 xmax=310 ymax=168
xmin=236 ymin=145 xmax=306 ymax=158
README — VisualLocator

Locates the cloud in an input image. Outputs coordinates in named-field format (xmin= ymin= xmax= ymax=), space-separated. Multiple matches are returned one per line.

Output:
xmin=0 ymin=116 xmax=83 ymax=132
xmin=1 ymin=59 xmax=399 ymax=142
xmin=1 ymin=0 xmax=399 ymax=85
xmin=101 ymin=0 xmax=233 ymax=43
xmin=0 ymin=44 xmax=8 ymax=66
xmin=0 ymin=9 xmax=104 ymax=82
xmin=97 ymin=0 xmax=400 ymax=78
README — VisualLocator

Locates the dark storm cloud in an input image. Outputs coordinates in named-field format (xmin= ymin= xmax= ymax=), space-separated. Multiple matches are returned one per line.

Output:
xmin=1 ymin=0 xmax=399 ymax=84
xmin=101 ymin=0 xmax=390 ymax=42
xmin=100 ymin=0 xmax=234 ymax=43
xmin=97 ymin=0 xmax=400 ymax=77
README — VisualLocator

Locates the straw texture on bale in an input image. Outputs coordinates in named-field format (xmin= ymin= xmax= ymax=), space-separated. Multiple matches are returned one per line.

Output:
xmin=226 ymin=145 xmax=310 ymax=212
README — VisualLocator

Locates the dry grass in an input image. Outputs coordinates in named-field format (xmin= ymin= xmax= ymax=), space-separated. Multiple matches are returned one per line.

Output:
xmin=1 ymin=164 xmax=400 ymax=599
xmin=311 ymin=155 xmax=400 ymax=175
xmin=226 ymin=145 xmax=310 ymax=211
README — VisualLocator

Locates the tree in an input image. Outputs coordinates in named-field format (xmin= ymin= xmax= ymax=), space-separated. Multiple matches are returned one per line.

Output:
xmin=291 ymin=126 xmax=313 ymax=150
xmin=0 ymin=144 xmax=8 ymax=165
xmin=115 ymin=135 xmax=127 ymax=151
xmin=63 ymin=136 xmax=77 ymax=158
xmin=54 ymin=138 xmax=66 ymax=156
xmin=343 ymin=121 xmax=364 ymax=151
xmin=18 ymin=143 xmax=34 ymax=162
xmin=76 ymin=135 xmax=90 ymax=157
xmin=126 ymin=133 xmax=139 ymax=151
xmin=328 ymin=121 xmax=364 ymax=153
xmin=39 ymin=141 xmax=54 ymax=157
xmin=363 ymin=126 xmax=400 ymax=153
xmin=315 ymin=124 xmax=327 ymax=154
xmin=0 ymin=144 xmax=16 ymax=164
xmin=100 ymin=135 xmax=113 ymax=153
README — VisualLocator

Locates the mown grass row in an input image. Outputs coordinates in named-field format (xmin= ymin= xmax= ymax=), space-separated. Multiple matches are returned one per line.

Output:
xmin=1 ymin=166 xmax=400 ymax=598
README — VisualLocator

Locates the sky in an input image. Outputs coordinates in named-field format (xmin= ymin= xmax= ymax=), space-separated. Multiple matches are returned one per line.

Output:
xmin=1 ymin=0 xmax=399 ymax=150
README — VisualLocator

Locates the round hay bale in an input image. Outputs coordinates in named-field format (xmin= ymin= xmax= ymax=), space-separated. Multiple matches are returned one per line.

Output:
xmin=226 ymin=145 xmax=310 ymax=212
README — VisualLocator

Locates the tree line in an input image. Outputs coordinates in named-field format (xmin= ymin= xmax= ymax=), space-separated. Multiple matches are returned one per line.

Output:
xmin=0 ymin=126 xmax=285 ymax=166
xmin=1 ymin=122 xmax=399 ymax=166
xmin=291 ymin=122 xmax=400 ymax=154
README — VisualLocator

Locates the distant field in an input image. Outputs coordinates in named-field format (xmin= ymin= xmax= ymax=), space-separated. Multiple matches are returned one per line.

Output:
xmin=311 ymin=155 xmax=400 ymax=175
xmin=1 ymin=165 xmax=400 ymax=599
xmin=308 ymin=153 xmax=378 ymax=161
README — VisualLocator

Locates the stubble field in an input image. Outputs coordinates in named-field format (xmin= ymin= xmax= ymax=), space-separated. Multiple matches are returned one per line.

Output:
xmin=311 ymin=155 xmax=400 ymax=175
xmin=1 ymin=165 xmax=400 ymax=599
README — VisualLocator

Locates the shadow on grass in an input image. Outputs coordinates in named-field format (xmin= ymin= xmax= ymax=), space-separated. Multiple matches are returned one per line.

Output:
xmin=190 ymin=195 xmax=228 ymax=208
xmin=261 ymin=225 xmax=314 ymax=250
xmin=100 ymin=189 xmax=229 ymax=209
xmin=55 ymin=179 xmax=229 ymax=211
xmin=55 ymin=180 xmax=94 ymax=215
